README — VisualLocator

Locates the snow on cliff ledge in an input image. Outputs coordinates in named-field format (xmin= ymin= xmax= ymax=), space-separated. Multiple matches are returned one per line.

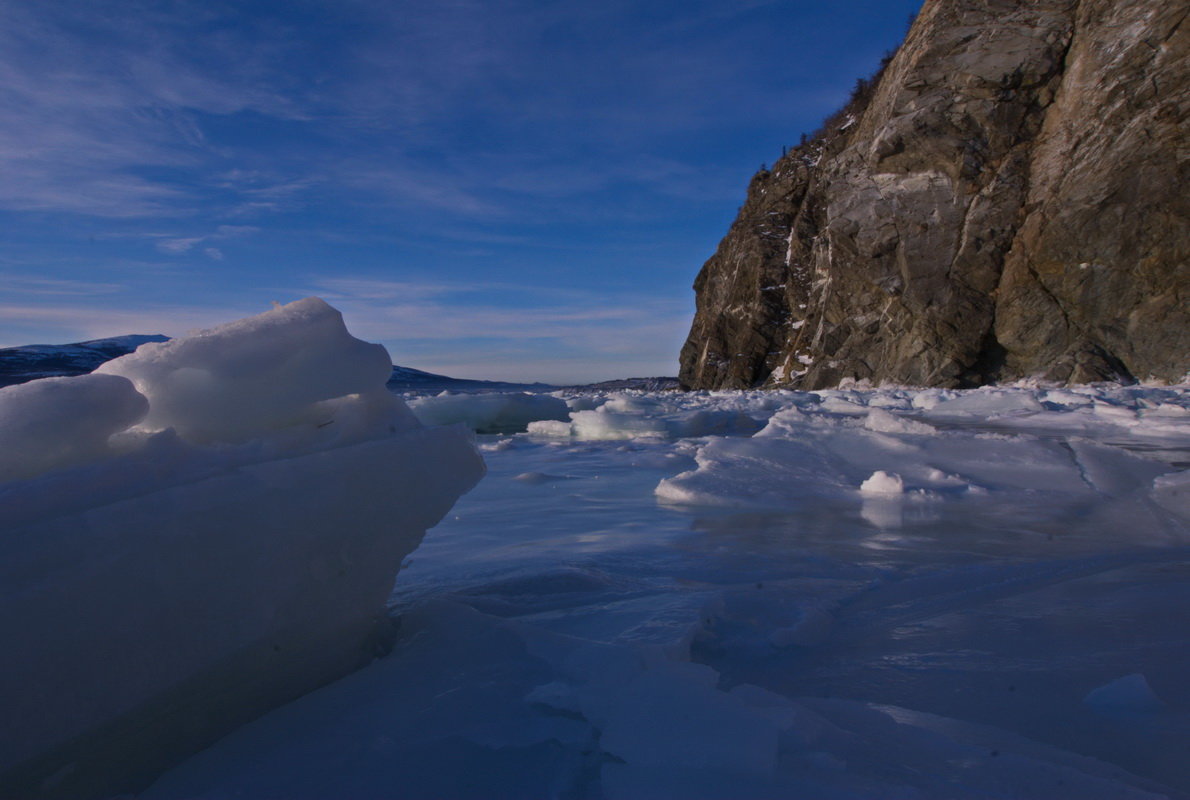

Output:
xmin=0 ymin=298 xmax=485 ymax=799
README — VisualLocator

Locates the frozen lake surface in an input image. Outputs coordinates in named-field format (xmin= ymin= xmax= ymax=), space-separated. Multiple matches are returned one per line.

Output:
xmin=148 ymin=384 xmax=1190 ymax=799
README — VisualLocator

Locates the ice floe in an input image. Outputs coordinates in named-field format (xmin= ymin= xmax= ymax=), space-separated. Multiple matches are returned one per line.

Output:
xmin=0 ymin=299 xmax=483 ymax=798
xmin=408 ymin=391 xmax=569 ymax=434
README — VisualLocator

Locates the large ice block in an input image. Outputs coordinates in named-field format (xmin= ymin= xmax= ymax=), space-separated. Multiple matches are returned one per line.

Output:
xmin=0 ymin=299 xmax=484 ymax=798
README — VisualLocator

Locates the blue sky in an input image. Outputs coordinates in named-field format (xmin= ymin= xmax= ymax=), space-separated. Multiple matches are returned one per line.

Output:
xmin=0 ymin=0 xmax=921 ymax=383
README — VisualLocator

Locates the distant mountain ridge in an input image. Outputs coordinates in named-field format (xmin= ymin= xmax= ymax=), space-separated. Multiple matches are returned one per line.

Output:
xmin=386 ymin=365 xmax=557 ymax=395
xmin=0 ymin=335 xmax=169 ymax=388
xmin=0 ymin=337 xmax=676 ymax=394
xmin=388 ymin=367 xmax=680 ymax=394
xmin=576 ymin=377 xmax=680 ymax=392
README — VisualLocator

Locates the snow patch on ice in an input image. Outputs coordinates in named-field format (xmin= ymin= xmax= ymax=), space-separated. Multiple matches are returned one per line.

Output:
xmin=864 ymin=407 xmax=935 ymax=435
xmin=860 ymin=470 xmax=904 ymax=496
xmin=1084 ymin=674 xmax=1165 ymax=713
xmin=1152 ymin=470 xmax=1190 ymax=520
xmin=925 ymin=388 xmax=1045 ymax=420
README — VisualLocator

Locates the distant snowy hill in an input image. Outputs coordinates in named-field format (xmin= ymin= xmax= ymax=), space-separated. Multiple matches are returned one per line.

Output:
xmin=0 ymin=336 xmax=675 ymax=394
xmin=573 ymin=377 xmax=680 ymax=391
xmin=0 ymin=334 xmax=169 ymax=388
xmin=0 ymin=339 xmax=544 ymax=393
xmin=388 ymin=370 xmax=682 ymax=394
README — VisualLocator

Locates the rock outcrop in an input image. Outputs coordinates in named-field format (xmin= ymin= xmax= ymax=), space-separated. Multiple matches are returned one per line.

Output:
xmin=680 ymin=0 xmax=1188 ymax=390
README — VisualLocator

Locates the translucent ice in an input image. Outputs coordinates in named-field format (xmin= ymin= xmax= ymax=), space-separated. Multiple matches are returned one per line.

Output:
xmin=97 ymin=297 xmax=399 ymax=444
xmin=0 ymin=372 xmax=147 ymax=481
xmin=408 ymin=391 xmax=569 ymax=434
xmin=0 ymin=299 xmax=484 ymax=798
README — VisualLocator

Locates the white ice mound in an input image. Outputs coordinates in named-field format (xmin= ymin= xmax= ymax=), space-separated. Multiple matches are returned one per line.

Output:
xmin=530 ymin=392 xmax=764 ymax=441
xmin=97 ymin=296 xmax=396 ymax=444
xmin=864 ymin=407 xmax=935 ymax=435
xmin=407 ymin=391 xmax=569 ymax=434
xmin=0 ymin=373 xmax=148 ymax=481
xmin=0 ymin=298 xmax=484 ymax=799
xmin=924 ymin=388 xmax=1045 ymax=419
xmin=657 ymin=398 xmax=1180 ymax=520
xmin=569 ymin=405 xmax=669 ymax=439
xmin=860 ymin=470 xmax=905 ymax=496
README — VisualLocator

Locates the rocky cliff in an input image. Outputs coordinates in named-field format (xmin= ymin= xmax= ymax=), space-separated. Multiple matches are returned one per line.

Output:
xmin=680 ymin=0 xmax=1188 ymax=390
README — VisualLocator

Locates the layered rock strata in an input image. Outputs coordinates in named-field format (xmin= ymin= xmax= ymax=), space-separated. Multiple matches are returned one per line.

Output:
xmin=680 ymin=0 xmax=1188 ymax=390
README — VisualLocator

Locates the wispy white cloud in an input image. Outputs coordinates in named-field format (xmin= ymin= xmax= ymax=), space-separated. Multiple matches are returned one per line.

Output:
xmin=213 ymin=225 xmax=261 ymax=237
xmin=0 ymin=0 xmax=829 ymax=222
xmin=0 ymin=275 xmax=125 ymax=297
xmin=0 ymin=1 xmax=308 ymax=217
xmin=155 ymin=225 xmax=259 ymax=256
xmin=334 ymin=160 xmax=500 ymax=216
xmin=312 ymin=278 xmax=464 ymax=302
xmin=211 ymin=173 xmax=317 ymax=217
xmin=157 ymin=237 xmax=203 ymax=254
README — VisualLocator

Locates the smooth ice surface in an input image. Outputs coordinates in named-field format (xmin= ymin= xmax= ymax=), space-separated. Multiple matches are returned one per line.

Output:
xmin=147 ymin=383 xmax=1190 ymax=799
xmin=0 ymin=299 xmax=483 ymax=798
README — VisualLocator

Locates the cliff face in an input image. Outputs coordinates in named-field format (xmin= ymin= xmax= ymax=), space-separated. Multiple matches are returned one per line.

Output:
xmin=680 ymin=0 xmax=1188 ymax=390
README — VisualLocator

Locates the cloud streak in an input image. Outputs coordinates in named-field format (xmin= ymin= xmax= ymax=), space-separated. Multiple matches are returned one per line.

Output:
xmin=0 ymin=0 xmax=307 ymax=217
xmin=0 ymin=0 xmax=885 ymax=221
xmin=0 ymin=275 xmax=125 ymax=297
xmin=154 ymin=225 xmax=260 ymax=256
